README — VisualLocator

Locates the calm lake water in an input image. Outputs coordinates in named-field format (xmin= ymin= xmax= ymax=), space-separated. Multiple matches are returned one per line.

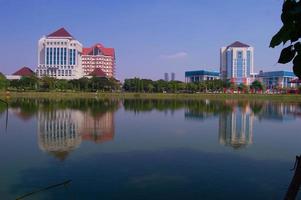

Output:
xmin=1 ymin=98 xmax=301 ymax=199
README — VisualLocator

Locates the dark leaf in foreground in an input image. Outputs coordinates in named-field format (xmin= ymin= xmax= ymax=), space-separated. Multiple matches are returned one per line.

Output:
xmin=278 ymin=45 xmax=296 ymax=64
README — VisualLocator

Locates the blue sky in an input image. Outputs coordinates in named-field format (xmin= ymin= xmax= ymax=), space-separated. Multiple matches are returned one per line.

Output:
xmin=0 ymin=0 xmax=291 ymax=81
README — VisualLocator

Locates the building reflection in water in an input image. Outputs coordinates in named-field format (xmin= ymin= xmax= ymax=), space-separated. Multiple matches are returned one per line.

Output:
xmin=218 ymin=104 xmax=254 ymax=149
xmin=37 ymin=109 xmax=115 ymax=160
xmin=81 ymin=112 xmax=114 ymax=143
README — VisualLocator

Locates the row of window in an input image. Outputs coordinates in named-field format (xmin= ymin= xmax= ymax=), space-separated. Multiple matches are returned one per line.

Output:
xmin=82 ymin=61 xmax=112 ymax=65
xmin=38 ymin=69 xmax=73 ymax=76
xmin=46 ymin=42 xmax=76 ymax=46
xmin=82 ymin=57 xmax=112 ymax=61
xmin=38 ymin=66 xmax=74 ymax=70
xmin=46 ymin=47 xmax=76 ymax=65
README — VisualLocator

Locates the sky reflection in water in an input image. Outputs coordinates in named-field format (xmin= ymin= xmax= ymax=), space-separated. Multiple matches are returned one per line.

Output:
xmin=0 ymin=98 xmax=301 ymax=199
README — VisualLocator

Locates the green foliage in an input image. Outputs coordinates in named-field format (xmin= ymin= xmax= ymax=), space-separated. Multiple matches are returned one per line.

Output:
xmin=0 ymin=72 xmax=9 ymax=90
xmin=122 ymin=78 xmax=233 ymax=93
xmin=250 ymin=80 xmax=264 ymax=91
xmin=271 ymin=0 xmax=301 ymax=78
xmin=7 ymin=75 xmax=120 ymax=92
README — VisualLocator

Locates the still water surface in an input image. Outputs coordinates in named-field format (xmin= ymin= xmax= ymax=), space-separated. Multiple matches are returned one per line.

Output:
xmin=0 ymin=98 xmax=301 ymax=199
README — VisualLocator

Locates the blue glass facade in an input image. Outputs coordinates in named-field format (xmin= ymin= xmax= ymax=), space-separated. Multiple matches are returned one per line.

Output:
xmin=247 ymin=50 xmax=251 ymax=76
xmin=258 ymin=71 xmax=296 ymax=89
xmin=185 ymin=70 xmax=220 ymax=77
xmin=236 ymin=51 xmax=243 ymax=78
xmin=226 ymin=50 xmax=232 ymax=78
xmin=185 ymin=70 xmax=220 ymax=83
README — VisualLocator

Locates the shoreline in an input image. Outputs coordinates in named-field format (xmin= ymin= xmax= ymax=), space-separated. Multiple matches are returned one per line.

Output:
xmin=1 ymin=91 xmax=301 ymax=102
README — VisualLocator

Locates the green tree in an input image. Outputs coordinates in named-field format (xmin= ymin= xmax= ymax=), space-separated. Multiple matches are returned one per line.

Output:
xmin=250 ymin=80 xmax=264 ymax=92
xmin=39 ymin=76 xmax=56 ymax=91
xmin=0 ymin=72 xmax=8 ymax=91
xmin=19 ymin=76 xmax=38 ymax=90
xmin=270 ymin=0 xmax=301 ymax=78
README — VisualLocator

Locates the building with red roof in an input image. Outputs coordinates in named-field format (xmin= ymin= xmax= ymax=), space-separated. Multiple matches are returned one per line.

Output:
xmin=36 ymin=28 xmax=116 ymax=80
xmin=220 ymin=41 xmax=254 ymax=85
xmin=6 ymin=67 xmax=35 ymax=80
xmin=82 ymin=43 xmax=115 ymax=78
xmin=13 ymin=67 xmax=34 ymax=76
xmin=36 ymin=28 xmax=84 ymax=80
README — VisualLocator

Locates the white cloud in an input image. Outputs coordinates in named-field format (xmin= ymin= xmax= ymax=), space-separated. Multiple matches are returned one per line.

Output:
xmin=160 ymin=52 xmax=188 ymax=59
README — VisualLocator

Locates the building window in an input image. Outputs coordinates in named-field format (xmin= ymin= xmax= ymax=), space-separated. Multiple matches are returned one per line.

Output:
xmin=64 ymin=48 xmax=67 ymax=65
xmin=53 ymin=48 xmax=56 ymax=65
xmin=50 ymin=48 xmax=52 ymax=65
xmin=46 ymin=48 xmax=49 ymax=65
xmin=69 ymin=49 xmax=72 ymax=65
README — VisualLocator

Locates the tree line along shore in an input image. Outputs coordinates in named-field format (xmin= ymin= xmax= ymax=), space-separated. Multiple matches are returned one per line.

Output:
xmin=1 ymin=73 xmax=301 ymax=94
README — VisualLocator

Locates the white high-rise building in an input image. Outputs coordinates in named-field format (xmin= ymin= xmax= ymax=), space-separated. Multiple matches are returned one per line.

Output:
xmin=220 ymin=41 xmax=254 ymax=85
xmin=36 ymin=28 xmax=83 ymax=79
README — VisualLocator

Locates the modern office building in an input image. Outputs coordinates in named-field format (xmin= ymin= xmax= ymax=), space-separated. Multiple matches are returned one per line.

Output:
xmin=219 ymin=104 xmax=254 ymax=149
xmin=220 ymin=41 xmax=254 ymax=85
xmin=36 ymin=28 xmax=83 ymax=79
xmin=164 ymin=73 xmax=169 ymax=81
xmin=171 ymin=72 xmax=175 ymax=81
xmin=82 ymin=43 xmax=115 ymax=78
xmin=185 ymin=70 xmax=220 ymax=83
xmin=257 ymin=70 xmax=297 ymax=89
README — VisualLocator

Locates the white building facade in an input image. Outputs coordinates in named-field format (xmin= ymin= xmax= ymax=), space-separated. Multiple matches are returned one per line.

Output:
xmin=220 ymin=41 xmax=254 ymax=85
xmin=36 ymin=28 xmax=83 ymax=79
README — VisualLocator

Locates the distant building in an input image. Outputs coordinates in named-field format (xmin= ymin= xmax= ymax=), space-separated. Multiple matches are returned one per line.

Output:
xmin=171 ymin=72 xmax=175 ymax=81
xmin=36 ymin=28 xmax=83 ymax=79
xmin=164 ymin=72 xmax=169 ymax=81
xmin=6 ymin=67 xmax=35 ymax=80
xmin=257 ymin=70 xmax=297 ymax=88
xmin=82 ymin=43 xmax=115 ymax=78
xmin=185 ymin=70 xmax=220 ymax=83
xmin=220 ymin=41 xmax=254 ymax=85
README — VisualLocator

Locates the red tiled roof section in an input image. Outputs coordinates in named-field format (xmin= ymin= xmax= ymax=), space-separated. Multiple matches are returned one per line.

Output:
xmin=13 ymin=67 xmax=34 ymax=76
xmin=89 ymin=68 xmax=107 ymax=77
xmin=289 ymin=78 xmax=301 ymax=83
xmin=82 ymin=43 xmax=115 ymax=57
xmin=227 ymin=41 xmax=250 ymax=48
xmin=47 ymin=28 xmax=73 ymax=38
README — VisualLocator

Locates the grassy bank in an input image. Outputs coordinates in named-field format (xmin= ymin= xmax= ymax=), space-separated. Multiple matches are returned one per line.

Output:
xmin=1 ymin=91 xmax=301 ymax=102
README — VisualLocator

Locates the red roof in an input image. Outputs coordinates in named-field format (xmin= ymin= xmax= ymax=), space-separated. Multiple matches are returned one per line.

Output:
xmin=227 ymin=41 xmax=250 ymax=48
xmin=82 ymin=43 xmax=115 ymax=57
xmin=47 ymin=28 xmax=73 ymax=38
xmin=89 ymin=68 xmax=106 ymax=77
xmin=13 ymin=67 xmax=34 ymax=76
xmin=289 ymin=78 xmax=301 ymax=83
